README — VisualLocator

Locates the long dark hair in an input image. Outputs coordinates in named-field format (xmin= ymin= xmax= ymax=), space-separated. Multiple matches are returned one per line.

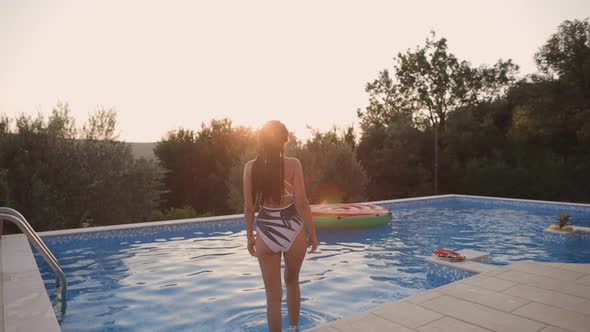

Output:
xmin=252 ymin=121 xmax=289 ymax=206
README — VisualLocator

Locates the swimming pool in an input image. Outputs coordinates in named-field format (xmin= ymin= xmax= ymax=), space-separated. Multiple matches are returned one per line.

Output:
xmin=35 ymin=196 xmax=590 ymax=331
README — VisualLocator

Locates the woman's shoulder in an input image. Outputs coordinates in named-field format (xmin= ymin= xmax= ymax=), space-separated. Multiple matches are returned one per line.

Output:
xmin=284 ymin=157 xmax=302 ymax=173
xmin=284 ymin=157 xmax=301 ymax=166
xmin=244 ymin=159 xmax=256 ymax=171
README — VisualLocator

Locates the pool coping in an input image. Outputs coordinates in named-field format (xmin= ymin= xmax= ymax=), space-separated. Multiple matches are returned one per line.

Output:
xmin=2 ymin=194 xmax=590 ymax=332
xmin=307 ymin=261 xmax=590 ymax=332
xmin=36 ymin=194 xmax=590 ymax=238
xmin=0 ymin=236 xmax=3 ymax=332
xmin=1 ymin=234 xmax=61 ymax=332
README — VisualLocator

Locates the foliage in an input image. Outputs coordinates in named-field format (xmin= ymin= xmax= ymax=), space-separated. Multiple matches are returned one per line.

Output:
xmin=155 ymin=119 xmax=257 ymax=215
xmin=0 ymin=103 xmax=164 ymax=231
xmin=558 ymin=212 xmax=570 ymax=228
xmin=151 ymin=207 xmax=212 ymax=221
xmin=0 ymin=169 xmax=10 ymax=206
xmin=535 ymin=18 xmax=590 ymax=97
xmin=357 ymin=21 xmax=590 ymax=204
xmin=225 ymin=143 xmax=257 ymax=213
xmin=291 ymin=128 xmax=368 ymax=204
xmin=359 ymin=31 xmax=518 ymax=132
xmin=357 ymin=119 xmax=431 ymax=199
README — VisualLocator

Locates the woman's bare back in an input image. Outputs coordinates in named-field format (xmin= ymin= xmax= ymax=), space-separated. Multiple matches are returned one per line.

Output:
xmin=247 ymin=157 xmax=300 ymax=209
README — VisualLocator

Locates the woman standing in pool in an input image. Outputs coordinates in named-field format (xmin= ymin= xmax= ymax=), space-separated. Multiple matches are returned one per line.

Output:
xmin=243 ymin=120 xmax=319 ymax=332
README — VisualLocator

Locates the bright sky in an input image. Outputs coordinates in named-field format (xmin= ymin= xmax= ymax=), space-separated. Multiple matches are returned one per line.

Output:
xmin=1 ymin=1 xmax=589 ymax=142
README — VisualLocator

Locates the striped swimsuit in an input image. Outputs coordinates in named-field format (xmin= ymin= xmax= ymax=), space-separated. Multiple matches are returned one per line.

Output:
xmin=255 ymin=181 xmax=304 ymax=253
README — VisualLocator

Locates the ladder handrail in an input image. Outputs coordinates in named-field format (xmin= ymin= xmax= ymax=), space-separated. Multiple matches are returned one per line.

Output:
xmin=0 ymin=208 xmax=61 ymax=268
xmin=0 ymin=208 xmax=67 ymax=321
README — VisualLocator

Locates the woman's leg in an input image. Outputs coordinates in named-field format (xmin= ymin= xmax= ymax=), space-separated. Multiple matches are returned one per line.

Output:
xmin=256 ymin=235 xmax=283 ymax=332
xmin=283 ymin=229 xmax=307 ymax=327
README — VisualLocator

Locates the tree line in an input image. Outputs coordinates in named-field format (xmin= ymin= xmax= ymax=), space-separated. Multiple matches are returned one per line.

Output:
xmin=355 ymin=19 xmax=589 ymax=202
xmin=1 ymin=18 xmax=588 ymax=231
xmin=0 ymin=105 xmax=162 ymax=231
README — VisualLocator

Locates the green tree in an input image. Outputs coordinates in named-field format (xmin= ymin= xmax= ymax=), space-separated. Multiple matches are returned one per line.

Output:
xmin=359 ymin=32 xmax=518 ymax=132
xmin=155 ymin=119 xmax=256 ymax=215
xmin=535 ymin=18 xmax=590 ymax=98
xmin=357 ymin=31 xmax=519 ymax=198
xmin=0 ymin=104 xmax=163 ymax=231
xmin=291 ymin=128 xmax=368 ymax=204
xmin=357 ymin=119 xmax=431 ymax=199
xmin=154 ymin=128 xmax=200 ymax=209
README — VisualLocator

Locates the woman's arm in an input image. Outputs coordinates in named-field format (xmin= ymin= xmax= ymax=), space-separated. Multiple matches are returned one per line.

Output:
xmin=292 ymin=159 xmax=318 ymax=253
xmin=242 ymin=161 xmax=256 ymax=256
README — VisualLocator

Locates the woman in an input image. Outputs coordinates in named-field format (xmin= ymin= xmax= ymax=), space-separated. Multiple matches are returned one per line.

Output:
xmin=243 ymin=120 xmax=318 ymax=332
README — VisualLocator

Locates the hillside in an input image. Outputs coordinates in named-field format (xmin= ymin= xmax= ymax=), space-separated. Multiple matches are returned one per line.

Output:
xmin=129 ymin=142 xmax=156 ymax=160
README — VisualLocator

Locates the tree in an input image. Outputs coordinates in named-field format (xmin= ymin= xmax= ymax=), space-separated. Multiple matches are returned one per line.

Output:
xmin=155 ymin=119 xmax=256 ymax=215
xmin=358 ymin=31 xmax=518 ymax=196
xmin=291 ymin=129 xmax=368 ymax=204
xmin=535 ymin=18 xmax=590 ymax=98
xmin=0 ymin=104 xmax=164 ymax=231
xmin=154 ymin=128 xmax=200 ymax=209
xmin=357 ymin=119 xmax=431 ymax=199
xmin=359 ymin=32 xmax=518 ymax=131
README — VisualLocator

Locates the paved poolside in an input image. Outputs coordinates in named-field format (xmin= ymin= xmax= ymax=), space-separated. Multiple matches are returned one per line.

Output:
xmin=1 ymin=234 xmax=61 ymax=332
xmin=308 ymin=261 xmax=590 ymax=332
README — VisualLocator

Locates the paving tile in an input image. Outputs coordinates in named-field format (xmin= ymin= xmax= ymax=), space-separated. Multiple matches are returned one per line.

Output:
xmin=513 ymin=302 xmax=590 ymax=332
xmin=305 ymin=326 xmax=341 ymax=332
xmin=331 ymin=313 xmax=416 ymax=332
xmin=574 ymin=274 xmax=590 ymax=286
xmin=3 ymin=277 xmax=47 ymax=309
xmin=461 ymin=275 xmax=518 ymax=292
xmin=420 ymin=295 xmax=545 ymax=332
xmin=561 ymin=263 xmax=590 ymax=274
xmin=535 ymin=262 xmax=565 ymax=269
xmin=371 ymin=300 xmax=443 ymax=329
xmin=405 ymin=291 xmax=443 ymax=304
xmin=429 ymin=255 xmax=500 ymax=273
xmin=3 ymin=314 xmax=59 ymax=332
xmin=495 ymin=270 xmax=590 ymax=299
xmin=482 ymin=266 xmax=511 ymax=277
xmin=502 ymin=283 xmax=590 ymax=315
xmin=437 ymin=283 xmax=530 ymax=312
xmin=539 ymin=326 xmax=572 ymax=332
xmin=2 ymin=270 xmax=39 ymax=282
xmin=509 ymin=261 xmax=584 ymax=281
xmin=418 ymin=317 xmax=492 ymax=332
xmin=3 ymin=278 xmax=60 ymax=332
xmin=2 ymin=235 xmax=61 ymax=332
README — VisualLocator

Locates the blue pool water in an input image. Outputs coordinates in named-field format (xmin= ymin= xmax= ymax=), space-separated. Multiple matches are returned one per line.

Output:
xmin=36 ymin=197 xmax=590 ymax=331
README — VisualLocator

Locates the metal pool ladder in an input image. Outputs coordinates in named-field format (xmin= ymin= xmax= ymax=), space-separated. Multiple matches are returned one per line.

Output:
xmin=0 ymin=207 xmax=67 ymax=321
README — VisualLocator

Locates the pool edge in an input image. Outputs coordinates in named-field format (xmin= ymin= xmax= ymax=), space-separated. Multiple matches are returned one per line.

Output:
xmin=0 ymin=234 xmax=3 ymax=332
xmin=38 ymin=194 xmax=590 ymax=238
xmin=306 ymin=261 xmax=590 ymax=332
xmin=1 ymin=234 xmax=61 ymax=332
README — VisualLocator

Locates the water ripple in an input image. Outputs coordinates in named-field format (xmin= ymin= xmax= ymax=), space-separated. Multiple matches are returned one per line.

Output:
xmin=35 ymin=204 xmax=590 ymax=331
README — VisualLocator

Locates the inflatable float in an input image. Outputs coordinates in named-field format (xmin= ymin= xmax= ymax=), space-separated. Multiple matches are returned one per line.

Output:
xmin=432 ymin=249 xmax=465 ymax=261
xmin=311 ymin=203 xmax=391 ymax=229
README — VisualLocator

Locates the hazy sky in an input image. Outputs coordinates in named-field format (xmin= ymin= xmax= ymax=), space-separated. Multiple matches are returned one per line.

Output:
xmin=1 ymin=1 xmax=589 ymax=142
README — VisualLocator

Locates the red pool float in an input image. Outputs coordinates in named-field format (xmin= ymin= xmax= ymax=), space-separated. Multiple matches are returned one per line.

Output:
xmin=432 ymin=249 xmax=465 ymax=261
